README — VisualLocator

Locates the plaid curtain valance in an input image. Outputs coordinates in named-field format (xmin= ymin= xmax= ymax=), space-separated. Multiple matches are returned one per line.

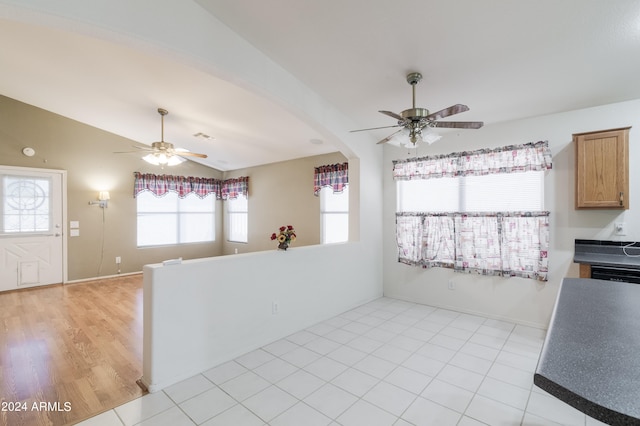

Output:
xmin=133 ymin=172 xmax=222 ymax=199
xmin=314 ymin=162 xmax=349 ymax=195
xmin=221 ymin=176 xmax=249 ymax=200
xmin=393 ymin=141 xmax=552 ymax=181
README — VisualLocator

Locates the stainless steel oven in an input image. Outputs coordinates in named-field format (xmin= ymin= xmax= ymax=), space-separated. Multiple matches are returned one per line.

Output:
xmin=591 ymin=265 xmax=640 ymax=284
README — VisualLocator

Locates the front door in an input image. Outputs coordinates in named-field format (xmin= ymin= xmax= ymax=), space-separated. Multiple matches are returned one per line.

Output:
xmin=0 ymin=166 xmax=65 ymax=291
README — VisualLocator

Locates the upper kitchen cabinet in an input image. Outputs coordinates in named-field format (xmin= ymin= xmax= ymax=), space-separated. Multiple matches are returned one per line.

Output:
xmin=574 ymin=127 xmax=630 ymax=209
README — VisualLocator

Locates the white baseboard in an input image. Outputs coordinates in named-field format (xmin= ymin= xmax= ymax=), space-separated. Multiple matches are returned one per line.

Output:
xmin=64 ymin=271 xmax=142 ymax=284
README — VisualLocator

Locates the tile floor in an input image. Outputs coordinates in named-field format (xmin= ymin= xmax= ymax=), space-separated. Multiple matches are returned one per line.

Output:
xmin=77 ymin=297 xmax=608 ymax=426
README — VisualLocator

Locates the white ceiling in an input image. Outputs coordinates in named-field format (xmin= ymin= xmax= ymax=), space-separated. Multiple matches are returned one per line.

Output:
xmin=2 ymin=1 xmax=640 ymax=171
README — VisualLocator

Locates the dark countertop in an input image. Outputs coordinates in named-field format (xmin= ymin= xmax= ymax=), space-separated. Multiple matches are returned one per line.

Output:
xmin=573 ymin=252 xmax=640 ymax=269
xmin=574 ymin=239 xmax=640 ymax=269
xmin=534 ymin=278 xmax=640 ymax=425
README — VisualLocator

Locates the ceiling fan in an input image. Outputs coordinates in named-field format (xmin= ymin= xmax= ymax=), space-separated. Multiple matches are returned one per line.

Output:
xmin=351 ymin=72 xmax=484 ymax=145
xmin=116 ymin=108 xmax=208 ymax=166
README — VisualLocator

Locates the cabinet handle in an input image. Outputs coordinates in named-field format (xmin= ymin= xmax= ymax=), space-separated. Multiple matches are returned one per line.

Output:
xmin=620 ymin=192 xmax=624 ymax=206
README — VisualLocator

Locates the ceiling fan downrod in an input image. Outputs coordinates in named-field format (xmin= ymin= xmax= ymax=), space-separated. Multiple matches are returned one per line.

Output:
xmin=406 ymin=72 xmax=422 ymax=109
xmin=158 ymin=108 xmax=168 ymax=142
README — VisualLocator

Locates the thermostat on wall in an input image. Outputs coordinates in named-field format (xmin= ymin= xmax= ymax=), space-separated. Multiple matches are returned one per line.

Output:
xmin=22 ymin=147 xmax=35 ymax=157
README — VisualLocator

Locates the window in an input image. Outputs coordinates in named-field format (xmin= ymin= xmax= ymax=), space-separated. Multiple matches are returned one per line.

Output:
xmin=393 ymin=141 xmax=552 ymax=281
xmin=227 ymin=194 xmax=248 ymax=243
xmin=320 ymin=185 xmax=349 ymax=244
xmin=397 ymin=170 xmax=544 ymax=213
xmin=137 ymin=191 xmax=215 ymax=247
xmin=2 ymin=175 xmax=51 ymax=234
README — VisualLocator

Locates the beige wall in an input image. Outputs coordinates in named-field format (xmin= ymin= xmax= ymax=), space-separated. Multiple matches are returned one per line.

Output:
xmin=222 ymin=152 xmax=347 ymax=255
xmin=0 ymin=95 xmax=347 ymax=281
xmin=0 ymin=95 xmax=225 ymax=281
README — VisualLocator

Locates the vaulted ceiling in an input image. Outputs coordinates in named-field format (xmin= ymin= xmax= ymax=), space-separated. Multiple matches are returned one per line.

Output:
xmin=1 ymin=1 xmax=639 ymax=170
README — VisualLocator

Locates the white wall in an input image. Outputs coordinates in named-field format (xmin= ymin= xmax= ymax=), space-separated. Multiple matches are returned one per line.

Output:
xmin=383 ymin=99 xmax=640 ymax=329
xmin=142 ymin=244 xmax=379 ymax=391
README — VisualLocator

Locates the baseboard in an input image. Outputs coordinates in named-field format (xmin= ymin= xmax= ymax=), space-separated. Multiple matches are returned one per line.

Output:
xmin=64 ymin=271 xmax=142 ymax=284
xmin=384 ymin=293 xmax=548 ymax=330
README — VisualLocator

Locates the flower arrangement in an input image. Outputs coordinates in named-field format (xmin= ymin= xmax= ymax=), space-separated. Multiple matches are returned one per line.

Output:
xmin=271 ymin=225 xmax=296 ymax=250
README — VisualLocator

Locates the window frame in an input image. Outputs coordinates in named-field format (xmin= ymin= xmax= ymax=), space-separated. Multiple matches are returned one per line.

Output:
xmin=226 ymin=194 xmax=248 ymax=243
xmin=320 ymin=185 xmax=349 ymax=244
xmin=136 ymin=190 xmax=216 ymax=248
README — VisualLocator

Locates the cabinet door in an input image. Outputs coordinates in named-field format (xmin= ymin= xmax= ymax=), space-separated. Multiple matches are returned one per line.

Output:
xmin=575 ymin=127 xmax=629 ymax=209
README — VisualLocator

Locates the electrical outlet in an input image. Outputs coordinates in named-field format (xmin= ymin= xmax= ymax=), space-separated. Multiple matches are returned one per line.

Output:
xmin=447 ymin=279 xmax=455 ymax=290
xmin=614 ymin=222 xmax=627 ymax=236
xmin=272 ymin=301 xmax=279 ymax=315
xmin=115 ymin=256 xmax=121 ymax=264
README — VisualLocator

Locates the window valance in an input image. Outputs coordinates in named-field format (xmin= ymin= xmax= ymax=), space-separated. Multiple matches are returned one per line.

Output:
xmin=393 ymin=141 xmax=552 ymax=181
xmin=133 ymin=172 xmax=222 ymax=199
xmin=314 ymin=162 xmax=348 ymax=195
xmin=221 ymin=176 xmax=249 ymax=200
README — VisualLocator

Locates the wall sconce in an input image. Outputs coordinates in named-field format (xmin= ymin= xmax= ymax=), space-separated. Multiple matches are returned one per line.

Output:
xmin=89 ymin=191 xmax=110 ymax=208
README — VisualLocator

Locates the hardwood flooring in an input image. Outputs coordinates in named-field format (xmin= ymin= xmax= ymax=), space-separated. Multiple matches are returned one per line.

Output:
xmin=0 ymin=275 xmax=145 ymax=426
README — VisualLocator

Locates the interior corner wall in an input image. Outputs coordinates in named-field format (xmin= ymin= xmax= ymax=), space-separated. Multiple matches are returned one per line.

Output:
xmin=0 ymin=95 xmax=224 ymax=281
xmin=383 ymin=98 xmax=640 ymax=329
xmin=222 ymin=151 xmax=347 ymax=255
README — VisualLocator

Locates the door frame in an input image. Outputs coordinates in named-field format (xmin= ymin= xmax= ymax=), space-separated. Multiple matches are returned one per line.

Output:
xmin=0 ymin=165 xmax=68 ymax=284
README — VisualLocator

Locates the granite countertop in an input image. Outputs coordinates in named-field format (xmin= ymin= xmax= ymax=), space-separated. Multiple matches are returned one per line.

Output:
xmin=534 ymin=278 xmax=640 ymax=424
xmin=574 ymin=239 xmax=640 ymax=269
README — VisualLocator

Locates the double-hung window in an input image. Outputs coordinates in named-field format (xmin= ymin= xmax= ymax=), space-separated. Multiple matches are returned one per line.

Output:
xmin=320 ymin=185 xmax=349 ymax=244
xmin=226 ymin=194 xmax=248 ymax=243
xmin=134 ymin=172 xmax=219 ymax=247
xmin=394 ymin=141 xmax=552 ymax=281
xmin=136 ymin=191 xmax=215 ymax=247
xmin=314 ymin=162 xmax=349 ymax=244
xmin=221 ymin=176 xmax=249 ymax=243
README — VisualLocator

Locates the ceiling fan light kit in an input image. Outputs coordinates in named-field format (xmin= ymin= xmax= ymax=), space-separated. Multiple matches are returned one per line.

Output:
xmin=114 ymin=108 xmax=209 ymax=166
xmin=352 ymin=72 xmax=483 ymax=146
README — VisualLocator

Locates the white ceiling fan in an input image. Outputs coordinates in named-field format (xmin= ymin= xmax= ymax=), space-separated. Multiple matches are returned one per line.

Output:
xmin=351 ymin=72 xmax=484 ymax=145
xmin=116 ymin=108 xmax=208 ymax=166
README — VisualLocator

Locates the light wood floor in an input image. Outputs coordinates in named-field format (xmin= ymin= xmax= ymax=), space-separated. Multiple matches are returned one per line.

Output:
xmin=0 ymin=275 xmax=145 ymax=426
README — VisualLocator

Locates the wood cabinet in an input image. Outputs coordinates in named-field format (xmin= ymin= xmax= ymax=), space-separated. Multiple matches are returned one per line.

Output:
xmin=574 ymin=127 xmax=630 ymax=209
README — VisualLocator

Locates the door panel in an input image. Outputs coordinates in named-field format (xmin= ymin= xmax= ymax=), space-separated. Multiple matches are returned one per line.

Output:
xmin=0 ymin=167 xmax=64 ymax=291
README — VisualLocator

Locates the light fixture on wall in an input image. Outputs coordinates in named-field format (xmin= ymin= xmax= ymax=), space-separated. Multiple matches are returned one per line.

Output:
xmin=89 ymin=191 xmax=110 ymax=208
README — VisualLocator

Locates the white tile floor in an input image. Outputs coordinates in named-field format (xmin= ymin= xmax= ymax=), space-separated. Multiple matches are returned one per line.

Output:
xmin=77 ymin=297 xmax=609 ymax=426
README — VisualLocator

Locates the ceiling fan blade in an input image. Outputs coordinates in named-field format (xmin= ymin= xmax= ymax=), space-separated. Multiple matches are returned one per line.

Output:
xmin=379 ymin=110 xmax=405 ymax=121
xmin=434 ymin=121 xmax=484 ymax=129
xmin=377 ymin=129 xmax=404 ymax=144
xmin=175 ymin=152 xmax=208 ymax=158
xmin=350 ymin=124 xmax=403 ymax=133
xmin=425 ymin=104 xmax=469 ymax=121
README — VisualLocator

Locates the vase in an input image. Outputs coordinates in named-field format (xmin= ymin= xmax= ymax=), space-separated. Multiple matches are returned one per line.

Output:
xmin=278 ymin=241 xmax=289 ymax=250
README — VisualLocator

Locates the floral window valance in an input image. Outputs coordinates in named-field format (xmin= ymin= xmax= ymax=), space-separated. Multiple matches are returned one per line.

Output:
xmin=397 ymin=211 xmax=550 ymax=281
xmin=133 ymin=172 xmax=222 ymax=199
xmin=221 ymin=176 xmax=249 ymax=200
xmin=393 ymin=141 xmax=552 ymax=180
xmin=314 ymin=162 xmax=348 ymax=195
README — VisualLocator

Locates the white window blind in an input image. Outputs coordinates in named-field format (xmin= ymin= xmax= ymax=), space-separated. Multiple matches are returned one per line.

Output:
xmin=137 ymin=191 xmax=215 ymax=247
xmin=227 ymin=194 xmax=248 ymax=243
xmin=320 ymin=185 xmax=349 ymax=244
